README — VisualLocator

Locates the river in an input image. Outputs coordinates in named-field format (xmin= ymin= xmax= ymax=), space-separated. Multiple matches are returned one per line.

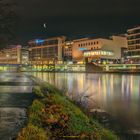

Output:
xmin=31 ymin=72 xmax=140 ymax=135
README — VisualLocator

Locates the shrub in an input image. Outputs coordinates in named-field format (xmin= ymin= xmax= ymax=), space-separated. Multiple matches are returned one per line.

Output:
xmin=18 ymin=84 xmax=118 ymax=140
xmin=29 ymin=100 xmax=45 ymax=126
xmin=33 ymin=86 xmax=44 ymax=98
xmin=17 ymin=124 xmax=48 ymax=140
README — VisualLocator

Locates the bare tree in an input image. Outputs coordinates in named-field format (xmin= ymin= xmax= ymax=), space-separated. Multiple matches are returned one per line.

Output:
xmin=0 ymin=0 xmax=17 ymax=47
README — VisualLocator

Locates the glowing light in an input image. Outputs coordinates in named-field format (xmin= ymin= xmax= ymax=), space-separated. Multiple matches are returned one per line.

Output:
xmin=43 ymin=23 xmax=47 ymax=28
xmin=35 ymin=39 xmax=45 ymax=44
xmin=79 ymin=48 xmax=87 ymax=51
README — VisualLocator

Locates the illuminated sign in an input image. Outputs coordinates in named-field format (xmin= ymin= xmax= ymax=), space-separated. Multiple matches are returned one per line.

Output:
xmin=79 ymin=48 xmax=87 ymax=51
xmin=35 ymin=39 xmax=45 ymax=44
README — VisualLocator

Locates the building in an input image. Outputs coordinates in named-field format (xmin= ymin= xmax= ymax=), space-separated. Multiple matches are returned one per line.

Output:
xmin=0 ymin=45 xmax=22 ymax=64
xmin=0 ymin=45 xmax=29 ymax=65
xmin=28 ymin=36 xmax=66 ymax=70
xmin=63 ymin=41 xmax=73 ymax=61
xmin=72 ymin=36 xmax=127 ymax=64
xmin=21 ymin=47 xmax=29 ymax=65
xmin=125 ymin=25 xmax=140 ymax=63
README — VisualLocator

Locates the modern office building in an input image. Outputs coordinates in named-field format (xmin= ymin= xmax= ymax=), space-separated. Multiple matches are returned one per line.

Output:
xmin=125 ymin=25 xmax=140 ymax=62
xmin=72 ymin=36 xmax=127 ymax=63
xmin=28 ymin=36 xmax=66 ymax=70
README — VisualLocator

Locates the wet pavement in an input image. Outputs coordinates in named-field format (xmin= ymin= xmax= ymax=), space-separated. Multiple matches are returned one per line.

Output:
xmin=0 ymin=72 xmax=36 ymax=140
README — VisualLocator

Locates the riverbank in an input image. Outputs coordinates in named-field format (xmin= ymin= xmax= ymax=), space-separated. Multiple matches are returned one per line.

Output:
xmin=17 ymin=82 xmax=118 ymax=140
xmin=22 ymin=70 xmax=140 ymax=74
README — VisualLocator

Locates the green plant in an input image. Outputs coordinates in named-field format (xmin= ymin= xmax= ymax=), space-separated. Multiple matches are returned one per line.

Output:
xmin=18 ymin=83 xmax=118 ymax=140
xmin=17 ymin=124 xmax=48 ymax=140
xmin=29 ymin=100 xmax=45 ymax=126
xmin=33 ymin=86 xmax=44 ymax=98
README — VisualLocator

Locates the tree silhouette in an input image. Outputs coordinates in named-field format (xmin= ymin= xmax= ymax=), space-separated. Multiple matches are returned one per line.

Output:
xmin=0 ymin=0 xmax=17 ymax=47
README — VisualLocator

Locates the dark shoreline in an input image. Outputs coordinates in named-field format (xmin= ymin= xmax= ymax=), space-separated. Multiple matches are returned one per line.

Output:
xmin=90 ymin=108 xmax=140 ymax=140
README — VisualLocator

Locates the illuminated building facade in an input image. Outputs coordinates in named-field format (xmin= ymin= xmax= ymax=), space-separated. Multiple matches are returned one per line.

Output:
xmin=0 ymin=45 xmax=29 ymax=65
xmin=63 ymin=41 xmax=73 ymax=61
xmin=28 ymin=36 xmax=66 ymax=70
xmin=0 ymin=45 xmax=22 ymax=64
xmin=125 ymin=25 xmax=140 ymax=62
xmin=21 ymin=47 xmax=29 ymax=64
xmin=72 ymin=36 xmax=127 ymax=63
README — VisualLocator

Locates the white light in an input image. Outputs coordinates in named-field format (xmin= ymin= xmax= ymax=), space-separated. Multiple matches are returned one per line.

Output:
xmin=43 ymin=23 xmax=47 ymax=28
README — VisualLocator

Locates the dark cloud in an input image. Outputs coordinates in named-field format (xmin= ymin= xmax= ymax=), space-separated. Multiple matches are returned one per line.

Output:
xmin=15 ymin=0 xmax=140 ymax=44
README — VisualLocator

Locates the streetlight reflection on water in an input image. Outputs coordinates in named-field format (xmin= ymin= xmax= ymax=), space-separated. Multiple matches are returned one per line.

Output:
xmin=31 ymin=72 xmax=140 ymax=131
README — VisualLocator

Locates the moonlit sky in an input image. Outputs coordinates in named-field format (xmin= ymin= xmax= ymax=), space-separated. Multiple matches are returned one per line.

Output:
xmin=15 ymin=0 xmax=140 ymax=44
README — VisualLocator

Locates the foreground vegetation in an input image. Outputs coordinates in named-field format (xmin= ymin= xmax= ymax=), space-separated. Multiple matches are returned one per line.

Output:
xmin=17 ymin=83 xmax=118 ymax=140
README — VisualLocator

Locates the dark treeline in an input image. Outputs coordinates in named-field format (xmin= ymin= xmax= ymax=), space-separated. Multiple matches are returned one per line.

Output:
xmin=0 ymin=0 xmax=17 ymax=48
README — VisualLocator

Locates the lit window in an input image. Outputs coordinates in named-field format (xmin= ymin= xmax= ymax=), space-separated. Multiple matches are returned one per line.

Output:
xmin=91 ymin=52 xmax=95 ymax=55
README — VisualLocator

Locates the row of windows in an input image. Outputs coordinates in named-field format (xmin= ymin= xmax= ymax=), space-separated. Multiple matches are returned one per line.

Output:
xmin=128 ymin=40 xmax=140 ymax=45
xmin=29 ymin=40 xmax=59 ymax=47
xmin=64 ymin=48 xmax=72 ymax=52
xmin=84 ymin=51 xmax=113 ymax=57
xmin=128 ymin=28 xmax=140 ymax=35
xmin=64 ymin=53 xmax=72 ymax=56
xmin=127 ymin=34 xmax=140 ymax=40
xmin=78 ymin=41 xmax=99 ymax=47
xmin=30 ymin=47 xmax=58 ymax=53
xmin=125 ymin=51 xmax=140 ymax=56
xmin=128 ymin=45 xmax=140 ymax=50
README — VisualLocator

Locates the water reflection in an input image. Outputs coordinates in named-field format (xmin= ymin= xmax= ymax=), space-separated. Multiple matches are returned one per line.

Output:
xmin=31 ymin=72 xmax=140 ymax=131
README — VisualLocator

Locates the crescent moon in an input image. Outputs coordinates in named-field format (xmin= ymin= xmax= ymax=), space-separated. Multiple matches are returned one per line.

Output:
xmin=44 ymin=23 xmax=47 ymax=28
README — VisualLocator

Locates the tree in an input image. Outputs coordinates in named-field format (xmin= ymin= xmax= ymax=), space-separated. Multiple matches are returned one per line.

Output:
xmin=0 ymin=0 xmax=17 ymax=47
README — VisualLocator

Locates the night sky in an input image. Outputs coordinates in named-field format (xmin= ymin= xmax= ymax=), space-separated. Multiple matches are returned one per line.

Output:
xmin=16 ymin=0 xmax=140 ymax=44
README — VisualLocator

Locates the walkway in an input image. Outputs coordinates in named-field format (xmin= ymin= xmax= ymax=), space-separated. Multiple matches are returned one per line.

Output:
xmin=0 ymin=72 xmax=36 ymax=140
